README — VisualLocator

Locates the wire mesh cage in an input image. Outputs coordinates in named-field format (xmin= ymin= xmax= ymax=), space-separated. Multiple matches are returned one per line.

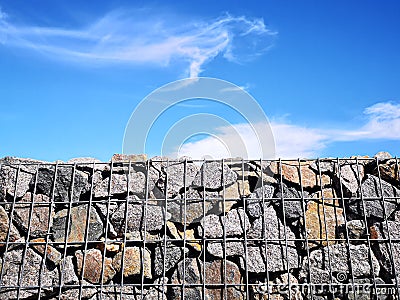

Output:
xmin=0 ymin=155 xmax=399 ymax=299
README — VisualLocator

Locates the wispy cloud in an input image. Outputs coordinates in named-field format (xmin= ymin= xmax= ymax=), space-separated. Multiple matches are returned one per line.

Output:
xmin=0 ymin=8 xmax=276 ymax=77
xmin=173 ymin=101 xmax=400 ymax=159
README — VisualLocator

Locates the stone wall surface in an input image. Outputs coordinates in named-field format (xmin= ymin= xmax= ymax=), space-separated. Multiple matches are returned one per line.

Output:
xmin=0 ymin=152 xmax=399 ymax=299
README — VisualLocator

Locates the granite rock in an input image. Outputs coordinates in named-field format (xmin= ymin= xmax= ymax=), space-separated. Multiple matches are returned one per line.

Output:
xmin=246 ymin=185 xmax=274 ymax=218
xmin=199 ymin=208 xmax=250 ymax=238
xmin=192 ymin=161 xmax=237 ymax=189
xmin=112 ymin=246 xmax=152 ymax=279
xmin=33 ymin=166 xmax=90 ymax=202
xmin=52 ymin=204 xmax=103 ymax=245
xmin=110 ymin=202 xmax=169 ymax=236
xmin=347 ymin=174 xmax=400 ymax=219
xmin=0 ymin=248 xmax=59 ymax=299
xmin=14 ymin=192 xmax=54 ymax=237
xmin=75 ymin=249 xmax=116 ymax=284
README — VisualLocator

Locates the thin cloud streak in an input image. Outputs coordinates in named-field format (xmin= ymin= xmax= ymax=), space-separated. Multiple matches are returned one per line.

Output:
xmin=0 ymin=8 xmax=277 ymax=77
xmin=175 ymin=101 xmax=400 ymax=159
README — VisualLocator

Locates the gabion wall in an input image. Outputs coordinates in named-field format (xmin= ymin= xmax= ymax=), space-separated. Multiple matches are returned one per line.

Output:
xmin=0 ymin=153 xmax=399 ymax=300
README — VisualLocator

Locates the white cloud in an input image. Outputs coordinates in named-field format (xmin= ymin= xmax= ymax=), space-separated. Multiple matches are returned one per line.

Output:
xmin=0 ymin=10 xmax=276 ymax=77
xmin=173 ymin=101 xmax=400 ymax=159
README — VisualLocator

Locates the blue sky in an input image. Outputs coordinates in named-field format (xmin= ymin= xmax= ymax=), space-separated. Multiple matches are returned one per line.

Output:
xmin=0 ymin=0 xmax=399 ymax=161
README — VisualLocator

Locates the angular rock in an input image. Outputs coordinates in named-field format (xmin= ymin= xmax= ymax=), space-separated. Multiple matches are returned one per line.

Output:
xmin=0 ymin=205 xmax=20 ymax=246
xmin=207 ymin=241 xmax=245 ymax=257
xmin=167 ymin=190 xmax=216 ymax=225
xmin=52 ymin=204 xmax=103 ymax=245
xmin=88 ymin=285 xmax=140 ymax=300
xmin=32 ymin=165 xmax=90 ymax=202
xmin=112 ymin=154 xmax=147 ymax=162
xmin=307 ymin=243 xmax=379 ymax=280
xmin=274 ymin=182 xmax=306 ymax=220
xmin=247 ymin=205 xmax=297 ymax=242
xmin=0 ymin=157 xmax=42 ymax=199
xmin=246 ymin=185 xmax=274 ymax=218
xmin=239 ymin=244 xmax=300 ymax=273
xmin=92 ymin=171 xmax=148 ymax=198
xmin=14 ymin=192 xmax=54 ymax=237
xmin=0 ymin=248 xmax=59 ymax=299
xmin=31 ymin=238 xmax=62 ymax=265
xmin=112 ymin=246 xmax=152 ymax=279
xmin=251 ymin=274 xmax=303 ymax=300
xmin=151 ymin=158 xmax=198 ymax=198
xmin=110 ymin=202 xmax=169 ymax=236
xmin=192 ymin=161 xmax=237 ymax=189
xmin=171 ymin=258 xmax=244 ymax=299
xmin=370 ymin=158 xmax=399 ymax=187
xmin=347 ymin=277 xmax=387 ymax=300
xmin=370 ymin=221 xmax=400 ymax=280
xmin=336 ymin=220 xmax=366 ymax=242
xmin=333 ymin=163 xmax=364 ymax=196
xmin=154 ymin=245 xmax=186 ymax=277
xmin=199 ymin=208 xmax=250 ymax=238
xmin=347 ymin=175 xmax=400 ymax=219
xmin=305 ymin=196 xmax=344 ymax=249
xmin=75 ymin=249 xmax=116 ymax=284
xmin=167 ymin=221 xmax=202 ymax=251
xmin=268 ymin=161 xmax=329 ymax=189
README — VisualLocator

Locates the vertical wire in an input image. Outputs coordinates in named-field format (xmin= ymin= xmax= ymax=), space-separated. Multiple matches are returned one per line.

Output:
xmin=242 ymin=159 xmax=249 ymax=298
xmin=202 ymin=158 xmax=206 ymax=299
xmin=297 ymin=158 xmax=313 ymax=300
xmin=58 ymin=163 xmax=77 ymax=298
xmin=334 ymin=158 xmax=356 ymax=299
xmin=278 ymin=158 xmax=292 ymax=300
xmin=353 ymin=157 xmax=378 ymax=298
xmin=260 ymin=159 xmax=271 ymax=299
xmin=0 ymin=163 xmax=21 ymax=290
xmin=79 ymin=161 xmax=96 ymax=300
xmin=181 ymin=158 xmax=188 ymax=299
xmin=161 ymin=158 xmax=169 ymax=300
xmin=375 ymin=157 xmax=400 ymax=298
xmin=221 ymin=159 xmax=228 ymax=299
xmin=99 ymin=160 xmax=114 ymax=297
xmin=119 ymin=160 xmax=132 ymax=298
xmin=140 ymin=159 xmax=151 ymax=298
xmin=16 ymin=163 xmax=39 ymax=299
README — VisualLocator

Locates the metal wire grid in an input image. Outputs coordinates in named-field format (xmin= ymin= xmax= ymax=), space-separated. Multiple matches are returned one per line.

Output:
xmin=0 ymin=157 xmax=398 ymax=299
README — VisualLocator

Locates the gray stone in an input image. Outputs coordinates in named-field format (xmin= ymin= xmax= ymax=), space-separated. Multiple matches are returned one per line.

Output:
xmin=370 ymin=221 xmax=400 ymax=280
xmin=92 ymin=171 xmax=148 ymax=198
xmin=0 ymin=248 xmax=59 ymax=299
xmin=333 ymin=163 xmax=364 ymax=196
xmin=0 ymin=205 xmax=20 ymax=246
xmin=151 ymin=158 xmax=198 ymax=198
xmin=33 ymin=166 xmax=90 ymax=202
xmin=52 ymin=204 xmax=103 ymax=245
xmin=110 ymin=202 xmax=169 ymax=236
xmin=171 ymin=258 xmax=244 ymax=299
xmin=310 ymin=160 xmax=335 ymax=173
xmin=0 ymin=164 xmax=35 ymax=199
xmin=199 ymin=208 xmax=250 ymax=238
xmin=167 ymin=188 xmax=217 ymax=225
xmin=347 ymin=175 xmax=400 ymax=219
xmin=274 ymin=182 xmax=305 ymax=220
xmin=14 ymin=192 xmax=54 ymax=238
xmin=89 ymin=284 xmax=141 ymax=300
xmin=154 ymin=245 xmax=187 ymax=277
xmin=247 ymin=204 xmax=297 ymax=242
xmin=307 ymin=243 xmax=380 ymax=279
xmin=207 ymin=241 xmax=245 ymax=257
xmin=192 ymin=161 xmax=237 ymax=189
xmin=239 ymin=244 xmax=300 ymax=273
xmin=337 ymin=220 xmax=366 ymax=241
xmin=246 ymin=185 xmax=274 ymax=218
